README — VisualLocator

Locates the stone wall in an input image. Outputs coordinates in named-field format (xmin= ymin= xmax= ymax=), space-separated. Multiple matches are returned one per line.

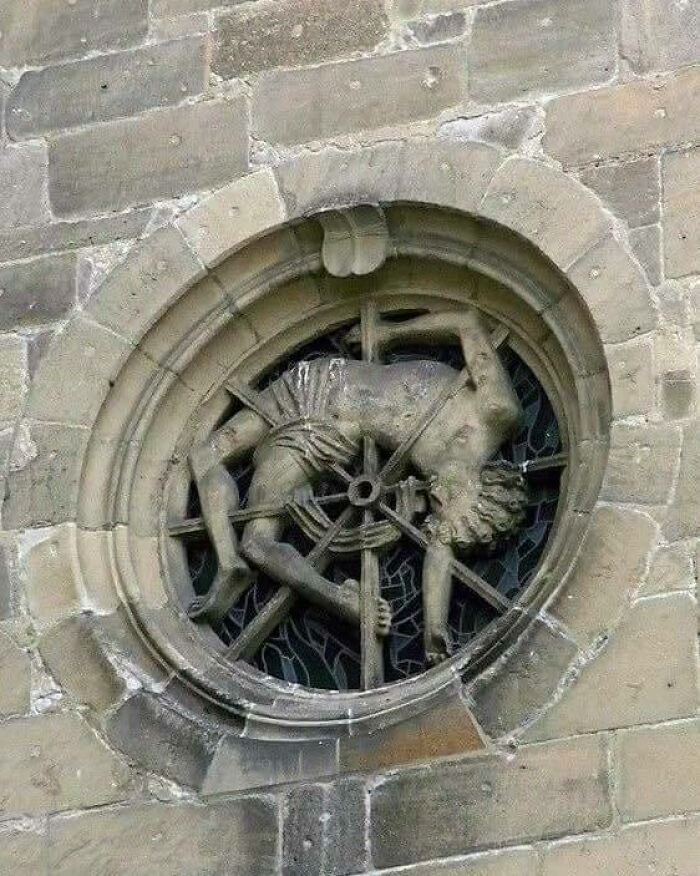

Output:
xmin=0 ymin=1 xmax=698 ymax=874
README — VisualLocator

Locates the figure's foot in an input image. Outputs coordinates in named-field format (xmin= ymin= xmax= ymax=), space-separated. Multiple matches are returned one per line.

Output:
xmin=425 ymin=627 xmax=451 ymax=667
xmin=188 ymin=561 xmax=254 ymax=624
xmin=342 ymin=578 xmax=392 ymax=636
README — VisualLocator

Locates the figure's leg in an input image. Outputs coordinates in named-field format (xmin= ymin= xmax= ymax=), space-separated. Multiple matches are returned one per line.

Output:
xmin=422 ymin=542 xmax=455 ymax=666
xmin=188 ymin=409 xmax=269 ymax=624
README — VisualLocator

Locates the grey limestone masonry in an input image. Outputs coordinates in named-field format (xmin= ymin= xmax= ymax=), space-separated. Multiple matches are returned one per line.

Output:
xmin=0 ymin=1 xmax=699 ymax=875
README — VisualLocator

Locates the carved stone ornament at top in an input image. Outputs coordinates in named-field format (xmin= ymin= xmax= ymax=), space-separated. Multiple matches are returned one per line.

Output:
xmin=168 ymin=303 xmax=569 ymax=690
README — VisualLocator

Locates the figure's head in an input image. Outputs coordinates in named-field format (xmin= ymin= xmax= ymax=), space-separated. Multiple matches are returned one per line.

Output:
xmin=425 ymin=462 xmax=528 ymax=554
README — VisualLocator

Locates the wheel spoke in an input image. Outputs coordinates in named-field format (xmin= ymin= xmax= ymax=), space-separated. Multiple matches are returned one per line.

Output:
xmin=519 ymin=452 xmax=568 ymax=474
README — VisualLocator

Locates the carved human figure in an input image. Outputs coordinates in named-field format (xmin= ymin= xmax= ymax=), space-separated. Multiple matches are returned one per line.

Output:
xmin=187 ymin=309 xmax=527 ymax=665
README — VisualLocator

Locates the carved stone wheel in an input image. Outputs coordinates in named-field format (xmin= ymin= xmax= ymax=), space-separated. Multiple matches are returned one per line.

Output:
xmin=169 ymin=302 xmax=567 ymax=692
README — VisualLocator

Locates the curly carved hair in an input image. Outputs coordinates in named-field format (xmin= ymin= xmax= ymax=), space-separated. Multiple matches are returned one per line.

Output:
xmin=424 ymin=462 xmax=528 ymax=553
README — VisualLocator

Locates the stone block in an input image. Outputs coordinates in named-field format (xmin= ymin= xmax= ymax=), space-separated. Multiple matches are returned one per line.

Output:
xmin=106 ymin=692 xmax=218 ymax=789
xmin=38 ymin=614 xmax=124 ymax=712
xmin=642 ymin=543 xmax=694 ymax=596
xmin=49 ymin=99 xmax=249 ymax=217
xmin=48 ymin=797 xmax=279 ymax=875
xmin=527 ymin=594 xmax=698 ymax=738
xmin=253 ymin=45 xmax=466 ymax=145
xmin=203 ymin=734 xmax=337 ymax=794
xmin=0 ymin=210 xmax=151 ymax=263
xmin=370 ymin=736 xmax=611 ymax=868
xmin=665 ymin=422 xmax=700 ymax=539
xmin=213 ymin=0 xmax=387 ymax=79
xmin=481 ymin=158 xmax=610 ymax=270
xmin=469 ymin=620 xmax=578 ymax=738
xmin=0 ymin=0 xmax=148 ymax=67
xmin=85 ymin=226 xmax=204 ymax=343
xmin=3 ymin=425 xmax=89 ymax=529
xmin=393 ymin=0 xmax=490 ymax=16
xmin=606 ymin=338 xmax=654 ymax=418
xmin=440 ymin=106 xmax=539 ymax=151
xmin=0 ymin=543 xmax=11 ymax=619
xmin=152 ymin=0 xmax=235 ymax=13
xmin=0 ymin=253 xmax=76 ymax=331
xmin=149 ymin=11 xmax=209 ymax=41
xmin=0 ymin=626 xmax=30 ymax=716
xmin=618 ymin=719 xmax=700 ymax=820
xmin=579 ymin=157 xmax=660 ymax=229
xmin=8 ymin=38 xmax=207 ymax=140
xmin=400 ymin=850 xmax=539 ymax=876
xmin=566 ymin=235 xmax=656 ymax=343
xmin=542 ymin=817 xmax=700 ymax=876
xmin=283 ymin=785 xmax=325 ymax=876
xmin=177 ymin=169 xmax=286 ymax=268
xmin=408 ymin=12 xmax=467 ymax=45
xmin=0 ymin=145 xmax=50 ymax=231
xmin=470 ymin=0 xmax=614 ymax=103
xmin=663 ymin=147 xmax=700 ymax=279
xmin=0 ymin=712 xmax=132 ymax=817
xmin=21 ymin=525 xmax=82 ymax=625
xmin=0 ymin=334 xmax=27 ymax=424
xmin=662 ymin=368 xmax=696 ymax=419
xmin=550 ymin=506 xmax=656 ymax=642
xmin=621 ymin=0 xmax=700 ymax=73
xmin=0 ymin=831 xmax=46 ymax=876
xmin=629 ymin=223 xmax=662 ymax=286
xmin=544 ymin=66 xmax=700 ymax=167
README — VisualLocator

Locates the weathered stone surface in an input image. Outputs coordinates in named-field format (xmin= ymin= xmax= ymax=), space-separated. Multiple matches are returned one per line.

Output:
xmin=407 ymin=11 xmax=467 ymax=45
xmin=664 ymin=422 xmax=700 ymax=539
xmin=601 ymin=425 xmax=680 ymax=505
xmin=150 ymin=11 xmax=209 ymax=41
xmin=49 ymin=99 xmax=249 ymax=217
xmin=38 ymin=615 xmax=124 ymax=711
xmin=8 ymin=38 xmax=207 ymax=140
xmin=283 ymin=784 xmax=325 ymax=876
xmin=550 ymin=507 xmax=656 ymax=642
xmin=0 ymin=830 xmax=46 ymax=876
xmin=579 ymin=157 xmax=660 ymax=228
xmin=528 ymin=595 xmax=698 ymax=738
xmin=106 ymin=692 xmax=217 ymax=789
xmin=470 ymin=0 xmax=615 ymax=103
xmin=642 ymin=543 xmax=694 ymax=596
xmin=618 ymin=719 xmax=700 ymax=821
xmin=253 ymin=45 xmax=466 ymax=145
xmin=370 ymin=736 xmax=611 ymax=867
xmin=21 ymin=525 xmax=82 ymax=625
xmin=544 ymin=66 xmax=700 ymax=166
xmin=0 ymin=0 xmax=148 ymax=67
xmin=661 ymin=368 xmax=696 ymax=419
xmin=0 ymin=712 xmax=132 ymax=816
xmin=606 ymin=338 xmax=654 ymax=418
xmin=621 ymin=0 xmax=700 ymax=73
xmin=213 ymin=0 xmax=387 ymax=79
xmin=542 ymin=817 xmax=700 ymax=876
xmin=0 ymin=253 xmax=76 ymax=331
xmin=49 ymin=797 xmax=279 ymax=875
xmin=566 ymin=235 xmax=656 ymax=343
xmin=397 ymin=850 xmax=539 ymax=875
xmin=0 ymin=334 xmax=26 ymax=424
xmin=203 ymin=734 xmax=337 ymax=794
xmin=629 ymin=223 xmax=662 ymax=286
xmin=469 ymin=620 xmax=578 ymax=737
xmin=177 ymin=169 xmax=286 ymax=268
xmin=0 ymin=210 xmax=151 ymax=263
xmin=0 ymin=543 xmax=11 ymax=619
xmin=0 ymin=145 xmax=50 ymax=231
xmin=393 ymin=0 xmax=491 ymax=16
xmin=0 ymin=627 xmax=30 ymax=716
xmin=481 ymin=158 xmax=610 ymax=270
xmin=440 ymin=106 xmax=539 ymax=151
xmin=663 ymin=147 xmax=700 ymax=279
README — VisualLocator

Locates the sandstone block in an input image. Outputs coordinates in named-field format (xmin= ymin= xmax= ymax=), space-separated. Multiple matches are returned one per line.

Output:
xmin=542 ymin=817 xmax=700 ymax=876
xmin=544 ymin=67 xmax=700 ymax=166
xmin=21 ymin=525 xmax=82 ymax=625
xmin=0 ymin=334 xmax=27 ymax=425
xmin=664 ymin=422 xmax=700 ymax=539
xmin=618 ymin=719 xmax=700 ymax=820
xmin=253 ymin=45 xmax=466 ymax=145
xmin=0 ymin=831 xmax=46 ymax=876
xmin=0 ymin=712 xmax=132 ymax=816
xmin=8 ymin=38 xmax=207 ymax=140
xmin=621 ymin=0 xmax=700 ymax=73
xmin=403 ymin=850 xmax=538 ymax=876
xmin=600 ymin=423 xmax=680 ymax=506
xmin=550 ymin=506 xmax=656 ymax=642
xmin=528 ymin=594 xmax=698 ymax=738
xmin=324 ymin=779 xmax=368 ymax=876
xmin=440 ymin=106 xmax=539 ymax=151
xmin=370 ymin=736 xmax=611 ymax=867
xmin=49 ymin=797 xmax=279 ymax=875
xmin=49 ymin=99 xmax=249 ymax=217
xmin=662 ymin=368 xmax=696 ymax=419
xmin=663 ymin=147 xmax=700 ymax=279
xmin=408 ymin=11 xmax=467 ymax=45
xmin=213 ymin=0 xmax=387 ymax=79
xmin=0 ymin=145 xmax=50 ymax=231
xmin=642 ymin=543 xmax=694 ymax=596
xmin=0 ymin=543 xmax=11 ymax=619
xmin=0 ymin=0 xmax=148 ymax=67
xmin=470 ymin=0 xmax=614 ymax=103
xmin=0 ymin=253 xmax=76 ymax=331
xmin=579 ymin=157 xmax=660 ymax=229
xmin=606 ymin=338 xmax=654 ymax=418
xmin=0 ymin=627 xmax=30 ymax=716
xmin=283 ymin=785 xmax=325 ymax=876
xmin=629 ymin=223 xmax=662 ymax=286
